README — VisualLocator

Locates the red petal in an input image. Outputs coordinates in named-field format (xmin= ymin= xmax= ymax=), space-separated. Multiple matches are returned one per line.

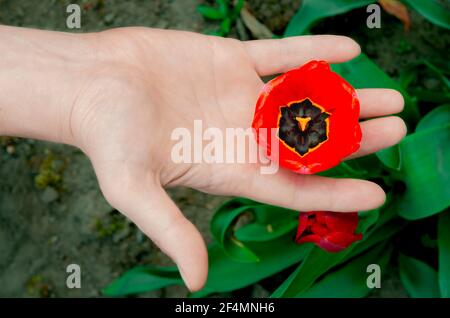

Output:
xmin=295 ymin=234 xmax=322 ymax=245
xmin=310 ymin=222 xmax=330 ymax=236
xmin=295 ymin=213 xmax=310 ymax=241
xmin=295 ymin=211 xmax=363 ymax=252
xmin=323 ymin=212 xmax=359 ymax=233
xmin=322 ymin=232 xmax=363 ymax=252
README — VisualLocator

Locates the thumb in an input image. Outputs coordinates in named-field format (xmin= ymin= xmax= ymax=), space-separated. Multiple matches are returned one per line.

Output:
xmin=96 ymin=168 xmax=208 ymax=292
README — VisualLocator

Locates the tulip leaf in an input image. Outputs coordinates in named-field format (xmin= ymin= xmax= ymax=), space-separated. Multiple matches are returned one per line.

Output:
xmin=410 ymin=89 xmax=450 ymax=104
xmin=211 ymin=198 xmax=298 ymax=262
xmin=397 ymin=125 xmax=450 ymax=219
xmin=102 ymin=266 xmax=182 ymax=296
xmin=211 ymin=204 xmax=260 ymax=263
xmin=377 ymin=145 xmax=401 ymax=171
xmin=320 ymin=155 xmax=383 ymax=179
xmin=347 ymin=219 xmax=404 ymax=260
xmin=104 ymin=198 xmax=309 ymax=297
xmin=299 ymin=244 xmax=392 ymax=297
xmin=235 ymin=217 xmax=298 ymax=242
xmin=103 ymin=230 xmax=311 ymax=297
xmin=197 ymin=5 xmax=225 ymax=20
xmin=416 ymin=104 xmax=450 ymax=132
xmin=193 ymin=233 xmax=311 ymax=297
xmin=398 ymin=254 xmax=441 ymax=298
xmin=284 ymin=0 xmax=374 ymax=37
xmin=438 ymin=211 xmax=450 ymax=298
xmin=220 ymin=17 xmax=232 ymax=35
xmin=403 ymin=0 xmax=450 ymax=30
xmin=271 ymin=246 xmax=351 ymax=298
xmin=216 ymin=0 xmax=228 ymax=15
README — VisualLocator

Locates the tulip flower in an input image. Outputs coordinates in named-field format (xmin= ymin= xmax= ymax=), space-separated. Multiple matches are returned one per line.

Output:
xmin=252 ymin=60 xmax=361 ymax=174
xmin=295 ymin=211 xmax=363 ymax=252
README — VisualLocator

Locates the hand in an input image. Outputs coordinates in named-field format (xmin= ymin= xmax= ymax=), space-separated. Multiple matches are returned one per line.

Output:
xmin=0 ymin=27 xmax=406 ymax=291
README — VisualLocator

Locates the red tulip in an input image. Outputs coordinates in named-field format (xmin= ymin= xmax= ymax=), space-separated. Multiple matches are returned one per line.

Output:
xmin=252 ymin=60 xmax=361 ymax=174
xmin=295 ymin=211 xmax=363 ymax=252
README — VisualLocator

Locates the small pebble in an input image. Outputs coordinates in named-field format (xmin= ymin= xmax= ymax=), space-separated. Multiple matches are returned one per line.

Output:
xmin=6 ymin=145 xmax=15 ymax=154
xmin=41 ymin=187 xmax=59 ymax=203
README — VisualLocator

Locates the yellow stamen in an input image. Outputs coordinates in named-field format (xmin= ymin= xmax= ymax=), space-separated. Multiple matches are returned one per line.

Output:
xmin=296 ymin=116 xmax=311 ymax=131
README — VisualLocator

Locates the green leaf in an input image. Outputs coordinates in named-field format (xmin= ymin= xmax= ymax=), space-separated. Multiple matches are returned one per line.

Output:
xmin=320 ymin=155 xmax=383 ymax=179
xmin=421 ymin=61 xmax=450 ymax=89
xmin=438 ymin=211 xmax=450 ymax=297
xmin=397 ymin=125 xmax=450 ymax=219
xmin=409 ymin=88 xmax=450 ymax=104
xmin=398 ymin=68 xmax=417 ymax=90
xmin=235 ymin=216 xmax=298 ymax=242
xmin=347 ymin=219 xmax=404 ymax=259
xmin=197 ymin=5 xmax=225 ymax=20
xmin=104 ymin=198 xmax=307 ymax=297
xmin=416 ymin=104 xmax=450 ymax=132
xmin=211 ymin=204 xmax=260 ymax=262
xmin=195 ymin=198 xmax=307 ymax=296
xmin=220 ymin=18 xmax=232 ymax=35
xmin=232 ymin=0 xmax=244 ymax=18
xmin=403 ymin=0 xmax=450 ymax=30
xmin=271 ymin=247 xmax=350 ymax=297
xmin=194 ymin=234 xmax=311 ymax=297
xmin=377 ymin=145 xmax=401 ymax=170
xmin=216 ymin=0 xmax=229 ymax=16
xmin=104 ymin=231 xmax=311 ymax=297
xmin=398 ymin=254 xmax=440 ymax=298
xmin=102 ymin=266 xmax=182 ymax=296
xmin=211 ymin=198 xmax=298 ymax=262
xmin=284 ymin=0 xmax=374 ymax=37
xmin=300 ymin=244 xmax=392 ymax=298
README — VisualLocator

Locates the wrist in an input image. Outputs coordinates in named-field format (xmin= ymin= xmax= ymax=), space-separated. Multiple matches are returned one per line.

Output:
xmin=0 ymin=26 xmax=103 ymax=146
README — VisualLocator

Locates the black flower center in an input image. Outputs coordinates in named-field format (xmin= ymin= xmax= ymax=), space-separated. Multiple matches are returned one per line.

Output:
xmin=278 ymin=98 xmax=330 ymax=156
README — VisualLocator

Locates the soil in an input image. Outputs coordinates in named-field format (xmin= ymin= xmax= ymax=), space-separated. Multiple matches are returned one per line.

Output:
xmin=0 ymin=0 xmax=447 ymax=298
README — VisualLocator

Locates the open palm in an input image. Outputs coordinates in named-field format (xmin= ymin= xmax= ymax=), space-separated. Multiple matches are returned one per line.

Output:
xmin=71 ymin=28 xmax=406 ymax=291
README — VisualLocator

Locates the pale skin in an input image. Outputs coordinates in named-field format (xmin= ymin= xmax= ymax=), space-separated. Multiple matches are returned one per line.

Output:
xmin=0 ymin=26 xmax=407 ymax=291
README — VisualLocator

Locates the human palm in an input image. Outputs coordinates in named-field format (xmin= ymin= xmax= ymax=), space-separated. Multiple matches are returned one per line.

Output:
xmin=71 ymin=28 xmax=406 ymax=291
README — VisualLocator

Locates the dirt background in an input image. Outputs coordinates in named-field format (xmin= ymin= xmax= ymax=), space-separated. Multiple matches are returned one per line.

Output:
xmin=0 ymin=0 xmax=448 ymax=297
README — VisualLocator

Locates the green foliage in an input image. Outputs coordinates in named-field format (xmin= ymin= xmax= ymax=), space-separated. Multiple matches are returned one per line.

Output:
xmin=104 ymin=199 xmax=310 ymax=297
xmin=105 ymin=0 xmax=450 ymax=298
xmin=285 ymin=0 xmax=374 ymax=37
xmin=438 ymin=211 xmax=450 ymax=297
xmin=210 ymin=198 xmax=297 ymax=262
xmin=396 ymin=122 xmax=450 ymax=219
xmin=102 ymin=266 xmax=182 ymax=296
xmin=197 ymin=0 xmax=244 ymax=37
xmin=285 ymin=0 xmax=450 ymax=36
xmin=300 ymin=244 xmax=392 ymax=298
xmin=403 ymin=0 xmax=450 ymax=30
xmin=398 ymin=254 xmax=440 ymax=298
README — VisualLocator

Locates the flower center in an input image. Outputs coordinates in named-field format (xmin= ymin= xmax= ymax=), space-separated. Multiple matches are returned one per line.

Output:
xmin=278 ymin=98 xmax=330 ymax=156
xmin=296 ymin=116 xmax=311 ymax=131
